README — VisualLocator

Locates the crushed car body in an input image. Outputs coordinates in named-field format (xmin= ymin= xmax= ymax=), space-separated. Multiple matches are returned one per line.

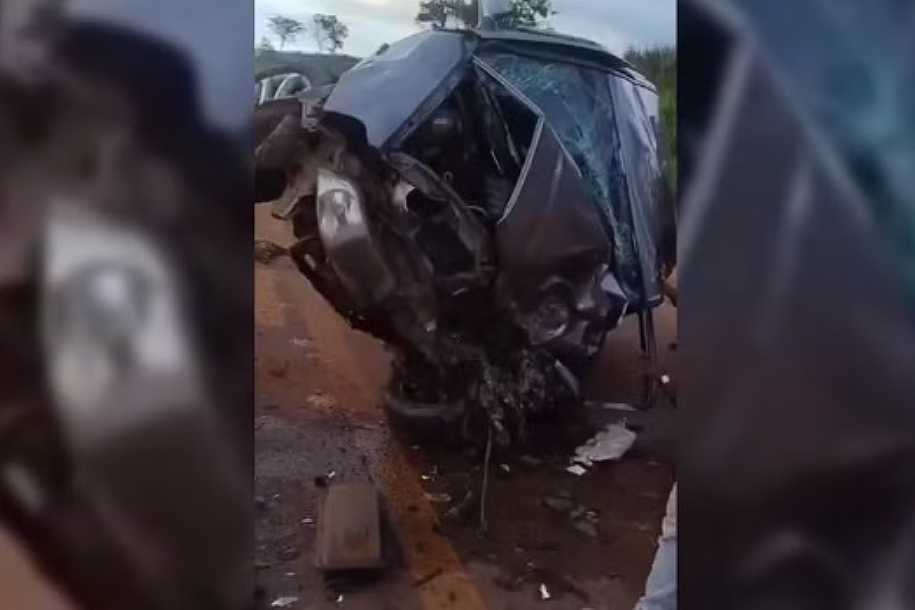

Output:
xmin=255 ymin=20 xmax=674 ymax=446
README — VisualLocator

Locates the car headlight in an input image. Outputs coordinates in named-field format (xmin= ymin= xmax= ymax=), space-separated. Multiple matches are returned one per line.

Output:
xmin=317 ymin=168 xmax=364 ymax=241
xmin=41 ymin=205 xmax=204 ymax=451
xmin=314 ymin=168 xmax=396 ymax=307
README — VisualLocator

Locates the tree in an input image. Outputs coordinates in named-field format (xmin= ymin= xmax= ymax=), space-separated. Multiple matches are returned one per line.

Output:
xmin=267 ymin=15 xmax=305 ymax=49
xmin=505 ymin=0 xmax=553 ymax=28
xmin=416 ymin=0 xmax=477 ymax=28
xmin=311 ymin=14 xmax=349 ymax=53
xmin=415 ymin=0 xmax=553 ymax=30
xmin=255 ymin=36 xmax=275 ymax=56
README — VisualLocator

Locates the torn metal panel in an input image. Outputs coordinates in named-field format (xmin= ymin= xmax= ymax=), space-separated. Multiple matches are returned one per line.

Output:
xmin=489 ymin=109 xmax=618 ymax=358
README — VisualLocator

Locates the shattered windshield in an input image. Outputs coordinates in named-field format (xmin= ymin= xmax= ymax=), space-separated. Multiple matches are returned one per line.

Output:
xmin=479 ymin=52 xmax=644 ymax=301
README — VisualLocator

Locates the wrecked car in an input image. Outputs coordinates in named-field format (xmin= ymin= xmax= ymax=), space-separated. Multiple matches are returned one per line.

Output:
xmin=255 ymin=14 xmax=675 ymax=446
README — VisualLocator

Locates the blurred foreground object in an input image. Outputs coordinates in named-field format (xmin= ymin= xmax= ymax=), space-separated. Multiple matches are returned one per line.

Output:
xmin=634 ymin=483 xmax=676 ymax=610
xmin=0 ymin=1 xmax=251 ymax=609
xmin=679 ymin=0 xmax=915 ymax=608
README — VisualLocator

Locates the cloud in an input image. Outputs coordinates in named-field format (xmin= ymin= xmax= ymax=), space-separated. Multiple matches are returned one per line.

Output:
xmin=256 ymin=0 xmax=674 ymax=57
xmin=551 ymin=0 xmax=676 ymax=53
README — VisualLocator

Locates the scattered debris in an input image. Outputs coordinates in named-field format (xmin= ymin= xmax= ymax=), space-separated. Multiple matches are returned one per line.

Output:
xmin=301 ymin=517 xmax=314 ymax=525
xmin=255 ymin=239 xmax=288 ymax=264
xmin=542 ymin=496 xmax=575 ymax=514
xmin=315 ymin=483 xmax=384 ymax=571
xmin=571 ymin=519 xmax=598 ymax=539
xmin=270 ymin=596 xmax=299 ymax=608
xmin=326 ymin=470 xmax=337 ymax=480
xmin=660 ymin=374 xmax=671 ymax=385
xmin=518 ymin=454 xmax=544 ymax=468
xmin=336 ymin=594 xmax=344 ymax=604
xmin=566 ymin=464 xmax=588 ymax=476
xmin=539 ymin=583 xmax=552 ymax=601
xmin=568 ymin=505 xmax=587 ymax=521
xmin=570 ymin=423 xmax=637 ymax=470
xmin=424 ymin=492 xmax=452 ymax=504
xmin=497 ymin=463 xmax=512 ymax=477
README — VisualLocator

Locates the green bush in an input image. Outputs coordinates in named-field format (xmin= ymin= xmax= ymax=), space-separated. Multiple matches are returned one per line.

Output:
xmin=623 ymin=46 xmax=677 ymax=195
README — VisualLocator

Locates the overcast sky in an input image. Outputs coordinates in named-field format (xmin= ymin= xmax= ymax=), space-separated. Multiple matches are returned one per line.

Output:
xmin=255 ymin=0 xmax=676 ymax=57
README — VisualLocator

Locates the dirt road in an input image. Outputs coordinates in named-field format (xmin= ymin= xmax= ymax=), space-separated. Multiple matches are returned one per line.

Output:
xmin=254 ymin=204 xmax=676 ymax=610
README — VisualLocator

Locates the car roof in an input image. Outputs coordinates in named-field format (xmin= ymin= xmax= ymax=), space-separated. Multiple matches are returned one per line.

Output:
xmin=471 ymin=27 xmax=655 ymax=92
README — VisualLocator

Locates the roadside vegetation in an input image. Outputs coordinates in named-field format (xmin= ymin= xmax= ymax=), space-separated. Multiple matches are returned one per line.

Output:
xmin=624 ymin=45 xmax=677 ymax=194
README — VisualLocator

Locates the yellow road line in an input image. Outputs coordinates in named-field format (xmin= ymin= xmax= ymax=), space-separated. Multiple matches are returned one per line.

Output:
xmin=355 ymin=429 xmax=489 ymax=610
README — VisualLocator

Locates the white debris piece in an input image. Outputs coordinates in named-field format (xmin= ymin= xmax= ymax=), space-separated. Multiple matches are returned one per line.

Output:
xmin=571 ymin=424 xmax=637 ymax=469
xmin=539 ymin=583 xmax=552 ymax=600
xmin=584 ymin=400 xmax=638 ymax=412
xmin=566 ymin=464 xmax=588 ymax=476
xmin=270 ymin=596 xmax=299 ymax=608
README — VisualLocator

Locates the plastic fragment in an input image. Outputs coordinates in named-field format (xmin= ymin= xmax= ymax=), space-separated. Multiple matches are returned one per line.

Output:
xmin=270 ymin=596 xmax=299 ymax=608
xmin=539 ymin=583 xmax=551 ymax=600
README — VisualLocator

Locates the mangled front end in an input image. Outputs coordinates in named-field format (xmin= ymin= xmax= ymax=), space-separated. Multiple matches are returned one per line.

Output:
xmin=256 ymin=30 xmax=664 ymax=445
